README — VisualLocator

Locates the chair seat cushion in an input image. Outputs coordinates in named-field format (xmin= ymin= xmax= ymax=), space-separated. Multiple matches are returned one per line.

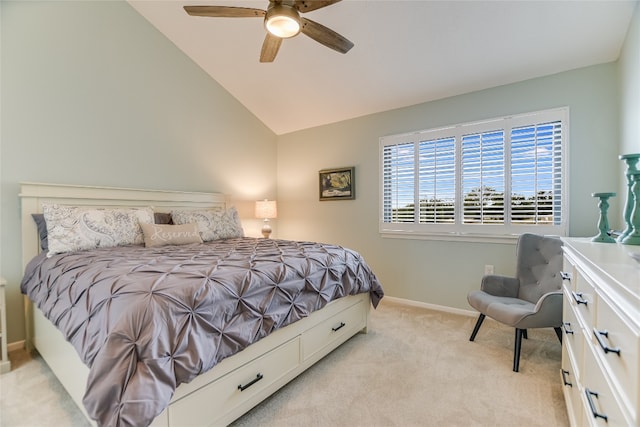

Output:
xmin=468 ymin=290 xmax=536 ymax=327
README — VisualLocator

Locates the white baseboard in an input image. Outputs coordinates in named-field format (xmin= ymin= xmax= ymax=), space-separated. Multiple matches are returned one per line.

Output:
xmin=381 ymin=296 xmax=478 ymax=318
xmin=7 ymin=340 xmax=25 ymax=353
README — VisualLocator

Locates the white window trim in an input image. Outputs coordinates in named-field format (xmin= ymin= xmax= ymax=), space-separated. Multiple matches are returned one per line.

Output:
xmin=379 ymin=107 xmax=570 ymax=242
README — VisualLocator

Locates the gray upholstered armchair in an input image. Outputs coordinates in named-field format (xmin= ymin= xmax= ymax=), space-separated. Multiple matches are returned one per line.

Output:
xmin=467 ymin=233 xmax=564 ymax=372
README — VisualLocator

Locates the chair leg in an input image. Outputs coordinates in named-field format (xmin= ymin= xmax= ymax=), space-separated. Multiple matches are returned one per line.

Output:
xmin=554 ymin=327 xmax=563 ymax=344
xmin=469 ymin=313 xmax=486 ymax=341
xmin=522 ymin=329 xmax=528 ymax=339
xmin=513 ymin=328 xmax=524 ymax=372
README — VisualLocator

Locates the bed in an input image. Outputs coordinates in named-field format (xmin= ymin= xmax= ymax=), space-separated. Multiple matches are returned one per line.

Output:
xmin=19 ymin=182 xmax=384 ymax=427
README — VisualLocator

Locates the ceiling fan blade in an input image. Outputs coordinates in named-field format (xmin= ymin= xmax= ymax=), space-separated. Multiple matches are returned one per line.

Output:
xmin=260 ymin=33 xmax=283 ymax=63
xmin=294 ymin=0 xmax=342 ymax=13
xmin=300 ymin=18 xmax=353 ymax=54
xmin=184 ymin=6 xmax=266 ymax=18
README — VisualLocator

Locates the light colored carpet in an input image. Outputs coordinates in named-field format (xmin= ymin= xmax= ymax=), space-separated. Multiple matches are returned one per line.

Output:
xmin=0 ymin=299 xmax=568 ymax=426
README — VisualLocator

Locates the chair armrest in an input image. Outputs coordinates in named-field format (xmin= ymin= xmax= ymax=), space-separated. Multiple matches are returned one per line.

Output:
xmin=530 ymin=291 xmax=564 ymax=327
xmin=533 ymin=291 xmax=563 ymax=311
xmin=480 ymin=275 xmax=519 ymax=297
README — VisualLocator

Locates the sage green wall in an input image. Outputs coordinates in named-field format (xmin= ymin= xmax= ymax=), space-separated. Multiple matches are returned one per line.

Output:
xmin=277 ymin=63 xmax=621 ymax=309
xmin=620 ymin=5 xmax=640 ymax=159
xmin=0 ymin=1 xmax=277 ymax=343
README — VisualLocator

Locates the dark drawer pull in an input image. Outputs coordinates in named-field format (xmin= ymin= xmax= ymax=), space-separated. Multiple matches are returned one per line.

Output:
xmin=560 ymin=271 xmax=572 ymax=281
xmin=238 ymin=373 xmax=263 ymax=392
xmin=572 ymin=291 xmax=588 ymax=306
xmin=561 ymin=369 xmax=572 ymax=387
xmin=593 ymin=328 xmax=621 ymax=355
xmin=332 ymin=322 xmax=346 ymax=332
xmin=585 ymin=388 xmax=608 ymax=422
xmin=562 ymin=322 xmax=574 ymax=335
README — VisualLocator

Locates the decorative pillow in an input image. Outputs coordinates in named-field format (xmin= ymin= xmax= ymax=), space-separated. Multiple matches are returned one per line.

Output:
xmin=31 ymin=213 xmax=49 ymax=251
xmin=171 ymin=207 xmax=244 ymax=241
xmin=154 ymin=212 xmax=173 ymax=225
xmin=43 ymin=204 xmax=154 ymax=255
xmin=140 ymin=223 xmax=202 ymax=247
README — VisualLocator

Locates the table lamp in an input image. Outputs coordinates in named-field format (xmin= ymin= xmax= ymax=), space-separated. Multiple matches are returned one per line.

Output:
xmin=255 ymin=199 xmax=277 ymax=238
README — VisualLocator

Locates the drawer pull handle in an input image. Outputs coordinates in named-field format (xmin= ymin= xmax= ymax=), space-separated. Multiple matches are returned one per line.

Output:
xmin=593 ymin=329 xmax=621 ymax=355
xmin=332 ymin=322 xmax=346 ymax=332
xmin=561 ymin=369 xmax=572 ymax=387
xmin=560 ymin=271 xmax=572 ymax=281
xmin=585 ymin=388 xmax=608 ymax=422
xmin=238 ymin=373 xmax=263 ymax=392
xmin=571 ymin=291 xmax=588 ymax=306
xmin=562 ymin=322 xmax=574 ymax=335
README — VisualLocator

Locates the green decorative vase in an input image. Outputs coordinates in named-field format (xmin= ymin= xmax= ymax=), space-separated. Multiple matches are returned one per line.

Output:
xmin=591 ymin=192 xmax=616 ymax=243
xmin=618 ymin=153 xmax=640 ymax=242
xmin=621 ymin=171 xmax=640 ymax=245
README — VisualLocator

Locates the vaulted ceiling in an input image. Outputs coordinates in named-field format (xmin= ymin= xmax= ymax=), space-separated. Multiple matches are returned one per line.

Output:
xmin=128 ymin=0 xmax=637 ymax=135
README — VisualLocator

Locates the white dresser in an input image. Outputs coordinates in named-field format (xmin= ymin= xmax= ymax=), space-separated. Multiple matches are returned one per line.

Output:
xmin=561 ymin=238 xmax=640 ymax=427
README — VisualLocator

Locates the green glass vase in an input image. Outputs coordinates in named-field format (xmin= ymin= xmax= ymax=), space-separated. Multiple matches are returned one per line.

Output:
xmin=621 ymin=171 xmax=640 ymax=245
xmin=591 ymin=192 xmax=616 ymax=243
xmin=618 ymin=153 xmax=640 ymax=242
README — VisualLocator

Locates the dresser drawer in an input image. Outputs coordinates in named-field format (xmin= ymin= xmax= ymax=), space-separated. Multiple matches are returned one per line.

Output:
xmin=302 ymin=299 xmax=365 ymax=361
xmin=594 ymin=290 xmax=639 ymax=423
xmin=563 ymin=287 xmax=584 ymax=381
xmin=582 ymin=343 xmax=634 ymax=427
xmin=572 ymin=269 xmax=597 ymax=330
xmin=168 ymin=337 xmax=300 ymax=426
xmin=562 ymin=259 xmax=576 ymax=292
xmin=561 ymin=342 xmax=583 ymax=427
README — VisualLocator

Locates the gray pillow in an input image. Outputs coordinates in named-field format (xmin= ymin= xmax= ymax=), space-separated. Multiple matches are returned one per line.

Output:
xmin=31 ymin=213 xmax=49 ymax=251
xmin=154 ymin=212 xmax=173 ymax=225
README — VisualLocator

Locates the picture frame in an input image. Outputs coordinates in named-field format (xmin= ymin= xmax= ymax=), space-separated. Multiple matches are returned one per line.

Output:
xmin=319 ymin=167 xmax=355 ymax=201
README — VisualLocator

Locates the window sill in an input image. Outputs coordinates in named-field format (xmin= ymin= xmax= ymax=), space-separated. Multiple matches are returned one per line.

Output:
xmin=380 ymin=231 xmax=521 ymax=244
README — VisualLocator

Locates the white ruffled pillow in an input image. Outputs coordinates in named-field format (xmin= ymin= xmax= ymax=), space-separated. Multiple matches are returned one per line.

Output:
xmin=171 ymin=207 xmax=244 ymax=241
xmin=43 ymin=204 xmax=154 ymax=255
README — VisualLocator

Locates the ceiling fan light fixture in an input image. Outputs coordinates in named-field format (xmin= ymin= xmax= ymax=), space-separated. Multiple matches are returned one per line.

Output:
xmin=265 ymin=4 xmax=300 ymax=38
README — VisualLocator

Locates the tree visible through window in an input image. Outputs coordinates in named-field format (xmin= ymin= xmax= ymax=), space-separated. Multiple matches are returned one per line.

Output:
xmin=380 ymin=108 xmax=567 ymax=237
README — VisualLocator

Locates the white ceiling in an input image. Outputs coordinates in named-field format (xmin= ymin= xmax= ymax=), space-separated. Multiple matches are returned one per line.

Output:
xmin=128 ymin=0 xmax=637 ymax=135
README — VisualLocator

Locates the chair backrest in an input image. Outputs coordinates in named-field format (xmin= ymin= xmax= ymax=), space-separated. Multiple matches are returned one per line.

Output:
xmin=515 ymin=233 xmax=564 ymax=304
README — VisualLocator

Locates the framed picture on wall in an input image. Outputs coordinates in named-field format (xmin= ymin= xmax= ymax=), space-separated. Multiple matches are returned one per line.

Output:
xmin=319 ymin=167 xmax=355 ymax=201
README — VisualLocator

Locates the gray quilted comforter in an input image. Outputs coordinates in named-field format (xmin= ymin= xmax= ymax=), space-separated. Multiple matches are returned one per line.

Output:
xmin=21 ymin=238 xmax=384 ymax=427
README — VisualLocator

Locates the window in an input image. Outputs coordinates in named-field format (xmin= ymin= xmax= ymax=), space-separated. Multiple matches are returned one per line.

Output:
xmin=380 ymin=108 xmax=568 ymax=239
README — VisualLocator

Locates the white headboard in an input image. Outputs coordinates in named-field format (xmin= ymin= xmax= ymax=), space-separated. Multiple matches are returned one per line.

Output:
xmin=19 ymin=182 xmax=227 ymax=270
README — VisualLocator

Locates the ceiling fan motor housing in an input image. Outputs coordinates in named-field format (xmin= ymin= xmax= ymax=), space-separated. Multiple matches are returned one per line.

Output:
xmin=264 ymin=2 xmax=301 ymax=38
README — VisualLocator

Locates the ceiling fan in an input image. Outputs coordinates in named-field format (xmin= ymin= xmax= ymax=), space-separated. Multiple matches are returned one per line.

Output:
xmin=184 ymin=0 xmax=354 ymax=62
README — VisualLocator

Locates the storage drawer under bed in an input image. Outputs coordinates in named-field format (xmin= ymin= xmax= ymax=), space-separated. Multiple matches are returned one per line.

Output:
xmin=167 ymin=337 xmax=301 ymax=427
xmin=301 ymin=298 xmax=366 ymax=361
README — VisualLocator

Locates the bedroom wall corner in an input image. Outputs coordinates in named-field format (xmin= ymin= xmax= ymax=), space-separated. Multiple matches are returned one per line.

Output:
xmin=0 ymin=1 xmax=277 ymax=345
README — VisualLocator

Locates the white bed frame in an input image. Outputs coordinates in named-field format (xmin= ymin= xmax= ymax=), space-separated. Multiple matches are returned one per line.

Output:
xmin=20 ymin=182 xmax=371 ymax=427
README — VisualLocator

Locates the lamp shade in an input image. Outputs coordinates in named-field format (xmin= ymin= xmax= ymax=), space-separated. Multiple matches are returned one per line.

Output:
xmin=255 ymin=200 xmax=277 ymax=219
